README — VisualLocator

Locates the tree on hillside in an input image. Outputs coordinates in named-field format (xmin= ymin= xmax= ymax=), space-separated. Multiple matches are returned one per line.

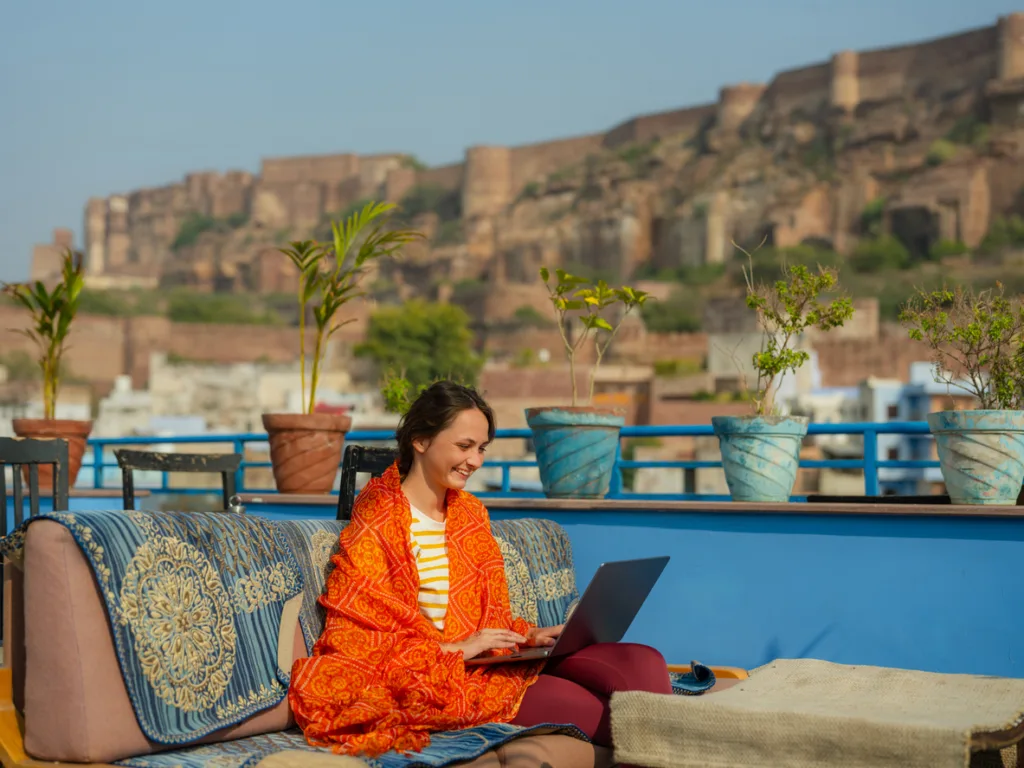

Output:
xmin=355 ymin=300 xmax=483 ymax=391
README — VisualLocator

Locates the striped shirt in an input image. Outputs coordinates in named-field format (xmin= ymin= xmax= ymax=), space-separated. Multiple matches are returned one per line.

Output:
xmin=409 ymin=505 xmax=449 ymax=631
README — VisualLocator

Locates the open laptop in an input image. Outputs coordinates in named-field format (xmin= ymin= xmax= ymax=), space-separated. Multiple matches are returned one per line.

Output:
xmin=464 ymin=555 xmax=669 ymax=667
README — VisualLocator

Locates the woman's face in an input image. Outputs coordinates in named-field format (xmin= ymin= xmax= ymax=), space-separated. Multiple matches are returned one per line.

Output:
xmin=412 ymin=407 xmax=490 ymax=491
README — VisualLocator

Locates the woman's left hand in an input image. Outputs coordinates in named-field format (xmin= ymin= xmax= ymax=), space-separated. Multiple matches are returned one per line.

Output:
xmin=526 ymin=624 xmax=564 ymax=647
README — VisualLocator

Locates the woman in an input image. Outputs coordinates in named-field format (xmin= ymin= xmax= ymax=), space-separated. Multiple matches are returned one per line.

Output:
xmin=289 ymin=381 xmax=672 ymax=756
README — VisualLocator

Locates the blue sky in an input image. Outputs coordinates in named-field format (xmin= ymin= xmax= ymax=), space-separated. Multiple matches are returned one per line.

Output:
xmin=0 ymin=0 xmax=1019 ymax=281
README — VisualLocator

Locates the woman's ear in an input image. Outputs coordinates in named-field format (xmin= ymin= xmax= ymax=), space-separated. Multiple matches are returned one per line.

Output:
xmin=412 ymin=435 xmax=431 ymax=455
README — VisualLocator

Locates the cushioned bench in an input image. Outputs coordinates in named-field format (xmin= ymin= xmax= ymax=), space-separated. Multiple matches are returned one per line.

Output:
xmin=0 ymin=510 xmax=741 ymax=768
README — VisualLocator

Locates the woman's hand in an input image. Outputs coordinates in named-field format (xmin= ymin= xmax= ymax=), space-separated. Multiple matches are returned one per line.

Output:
xmin=440 ymin=628 xmax=528 ymax=660
xmin=526 ymin=624 xmax=564 ymax=647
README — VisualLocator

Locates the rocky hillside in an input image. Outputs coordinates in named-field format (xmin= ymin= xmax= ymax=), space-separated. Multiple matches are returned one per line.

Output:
xmin=34 ymin=14 xmax=1024 ymax=340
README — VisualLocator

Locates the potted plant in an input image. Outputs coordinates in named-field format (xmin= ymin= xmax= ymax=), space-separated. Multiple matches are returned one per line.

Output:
xmin=527 ymin=268 xmax=649 ymax=498
xmin=262 ymin=201 xmax=423 ymax=494
xmin=2 ymin=249 xmax=92 ymax=487
xmin=899 ymin=282 xmax=1024 ymax=505
xmin=712 ymin=258 xmax=854 ymax=502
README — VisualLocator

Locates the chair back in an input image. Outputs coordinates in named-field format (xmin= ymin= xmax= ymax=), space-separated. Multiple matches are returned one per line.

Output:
xmin=114 ymin=449 xmax=243 ymax=511
xmin=0 ymin=437 xmax=70 ymax=532
xmin=337 ymin=445 xmax=397 ymax=520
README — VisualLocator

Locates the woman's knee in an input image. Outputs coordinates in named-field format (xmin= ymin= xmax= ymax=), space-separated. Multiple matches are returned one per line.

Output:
xmin=546 ymin=642 xmax=671 ymax=696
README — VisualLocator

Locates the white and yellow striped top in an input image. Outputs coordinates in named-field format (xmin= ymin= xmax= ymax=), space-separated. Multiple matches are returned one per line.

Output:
xmin=409 ymin=505 xmax=449 ymax=631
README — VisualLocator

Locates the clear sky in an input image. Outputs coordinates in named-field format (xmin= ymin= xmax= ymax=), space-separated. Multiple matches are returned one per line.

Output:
xmin=0 ymin=0 xmax=1019 ymax=282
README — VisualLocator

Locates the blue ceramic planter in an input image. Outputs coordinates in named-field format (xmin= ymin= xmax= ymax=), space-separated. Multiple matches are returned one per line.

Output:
xmin=526 ymin=407 xmax=625 ymax=499
xmin=927 ymin=409 xmax=1024 ymax=505
xmin=711 ymin=415 xmax=809 ymax=502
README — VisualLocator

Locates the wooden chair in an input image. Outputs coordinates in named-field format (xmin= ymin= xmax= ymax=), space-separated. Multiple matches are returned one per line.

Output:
xmin=336 ymin=445 xmax=397 ymax=521
xmin=0 ymin=437 xmax=70 ymax=530
xmin=0 ymin=437 xmax=69 ymax=682
xmin=114 ymin=449 xmax=243 ymax=511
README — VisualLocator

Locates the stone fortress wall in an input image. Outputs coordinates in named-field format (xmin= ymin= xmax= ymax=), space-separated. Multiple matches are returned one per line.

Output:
xmin=60 ymin=14 xmax=1024 ymax=285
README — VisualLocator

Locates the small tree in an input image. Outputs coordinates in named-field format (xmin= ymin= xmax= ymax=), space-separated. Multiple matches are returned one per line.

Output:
xmin=356 ymin=300 xmax=483 ymax=393
xmin=736 ymin=246 xmax=854 ymax=417
xmin=899 ymin=282 xmax=1024 ymax=409
xmin=1 ymin=249 xmax=85 ymax=419
xmin=280 ymin=201 xmax=424 ymax=415
xmin=538 ymin=267 xmax=650 ymax=406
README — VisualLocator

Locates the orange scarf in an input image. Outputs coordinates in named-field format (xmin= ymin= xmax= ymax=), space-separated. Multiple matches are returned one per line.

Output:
xmin=288 ymin=463 xmax=541 ymax=756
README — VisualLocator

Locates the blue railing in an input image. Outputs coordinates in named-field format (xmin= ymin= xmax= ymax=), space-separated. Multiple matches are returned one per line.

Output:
xmin=82 ymin=421 xmax=940 ymax=500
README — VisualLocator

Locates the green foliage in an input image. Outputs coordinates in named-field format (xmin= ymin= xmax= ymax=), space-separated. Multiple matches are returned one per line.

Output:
xmin=899 ymin=282 xmax=1024 ymax=409
xmin=539 ymin=267 xmax=651 ymax=406
xmin=930 ymin=239 xmax=969 ymax=260
xmin=400 ymin=155 xmax=428 ymax=172
xmin=171 ymin=211 xmax=248 ymax=251
xmin=733 ymin=243 xmax=842 ymax=284
xmin=398 ymin=184 xmax=461 ymax=222
xmin=980 ymin=215 xmax=1024 ymax=254
xmin=518 ymin=182 xmax=542 ymax=201
xmin=926 ymin=139 xmax=957 ymax=167
xmin=1 ymin=249 xmax=85 ymax=419
xmin=860 ymin=197 xmax=887 ymax=237
xmin=652 ymin=358 xmax=704 ymax=377
xmin=76 ymin=288 xmax=162 ymax=317
xmin=640 ymin=290 xmax=701 ymax=333
xmin=512 ymin=304 xmax=553 ymax=329
xmin=737 ymin=243 xmax=854 ymax=416
xmin=433 ymin=219 xmax=464 ymax=246
xmin=616 ymin=140 xmax=659 ymax=176
xmin=849 ymin=236 xmax=911 ymax=272
xmin=945 ymin=116 xmax=989 ymax=149
xmin=356 ymin=300 xmax=483 ymax=394
xmin=634 ymin=261 xmax=726 ymax=285
xmin=380 ymin=371 xmax=415 ymax=415
xmin=167 ymin=291 xmax=279 ymax=325
xmin=281 ymin=201 xmax=426 ymax=414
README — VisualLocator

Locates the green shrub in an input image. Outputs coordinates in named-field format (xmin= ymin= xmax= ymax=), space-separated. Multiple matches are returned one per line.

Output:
xmin=849 ymin=236 xmax=911 ymax=272
xmin=929 ymin=239 xmax=969 ymax=260
xmin=925 ymin=139 xmax=957 ymax=166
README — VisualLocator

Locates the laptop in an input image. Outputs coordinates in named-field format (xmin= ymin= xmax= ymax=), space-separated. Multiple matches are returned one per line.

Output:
xmin=464 ymin=555 xmax=669 ymax=666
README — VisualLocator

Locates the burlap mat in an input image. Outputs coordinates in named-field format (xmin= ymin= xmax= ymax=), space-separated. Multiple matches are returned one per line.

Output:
xmin=610 ymin=658 xmax=1024 ymax=768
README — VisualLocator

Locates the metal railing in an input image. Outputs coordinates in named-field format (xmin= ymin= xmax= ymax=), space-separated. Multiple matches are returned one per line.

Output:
xmin=82 ymin=421 xmax=940 ymax=500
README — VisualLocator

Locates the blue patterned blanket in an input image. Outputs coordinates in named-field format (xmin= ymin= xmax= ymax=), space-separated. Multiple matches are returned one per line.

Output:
xmin=0 ymin=510 xmax=303 ymax=745
xmin=116 ymin=723 xmax=589 ymax=768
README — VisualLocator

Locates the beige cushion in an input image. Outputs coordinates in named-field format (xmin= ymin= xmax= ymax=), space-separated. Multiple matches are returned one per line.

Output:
xmin=23 ymin=520 xmax=307 ymax=763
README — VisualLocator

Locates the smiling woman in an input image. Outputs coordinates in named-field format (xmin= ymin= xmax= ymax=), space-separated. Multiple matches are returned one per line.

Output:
xmin=287 ymin=380 xmax=673 ymax=757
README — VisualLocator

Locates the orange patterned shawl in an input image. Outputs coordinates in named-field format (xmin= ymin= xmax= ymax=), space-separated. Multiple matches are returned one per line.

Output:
xmin=288 ymin=463 xmax=541 ymax=756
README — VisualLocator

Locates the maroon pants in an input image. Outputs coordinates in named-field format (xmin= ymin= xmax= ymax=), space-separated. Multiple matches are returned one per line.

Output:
xmin=511 ymin=642 xmax=672 ymax=746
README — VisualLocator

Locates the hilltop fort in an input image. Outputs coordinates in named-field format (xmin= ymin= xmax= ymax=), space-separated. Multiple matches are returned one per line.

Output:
xmin=28 ymin=14 xmax=1024 ymax=342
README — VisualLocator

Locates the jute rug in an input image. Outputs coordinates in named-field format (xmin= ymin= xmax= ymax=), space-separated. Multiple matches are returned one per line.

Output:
xmin=611 ymin=658 xmax=1024 ymax=767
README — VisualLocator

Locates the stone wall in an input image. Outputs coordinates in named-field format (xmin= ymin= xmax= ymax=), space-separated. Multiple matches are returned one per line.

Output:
xmin=0 ymin=299 xmax=372 ymax=393
xmin=603 ymin=104 xmax=716 ymax=147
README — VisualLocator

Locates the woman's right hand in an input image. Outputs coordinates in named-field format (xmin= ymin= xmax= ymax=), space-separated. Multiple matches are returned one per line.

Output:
xmin=441 ymin=628 xmax=528 ymax=660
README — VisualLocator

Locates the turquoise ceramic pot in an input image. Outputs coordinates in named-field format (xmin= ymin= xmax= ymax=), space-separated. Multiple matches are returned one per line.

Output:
xmin=711 ymin=415 xmax=809 ymax=502
xmin=927 ymin=409 xmax=1024 ymax=505
xmin=526 ymin=406 xmax=626 ymax=499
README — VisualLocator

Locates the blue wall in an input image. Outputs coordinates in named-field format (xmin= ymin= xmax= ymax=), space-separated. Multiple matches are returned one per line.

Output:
xmin=15 ymin=494 xmax=1018 ymax=680
xmin=487 ymin=507 xmax=1022 ymax=678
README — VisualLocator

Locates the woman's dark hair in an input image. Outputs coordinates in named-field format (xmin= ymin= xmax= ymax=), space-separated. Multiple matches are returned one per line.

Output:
xmin=395 ymin=381 xmax=495 ymax=476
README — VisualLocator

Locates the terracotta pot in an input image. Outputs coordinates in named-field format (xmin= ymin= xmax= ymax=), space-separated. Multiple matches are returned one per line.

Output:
xmin=262 ymin=412 xmax=352 ymax=494
xmin=11 ymin=418 xmax=93 ymax=490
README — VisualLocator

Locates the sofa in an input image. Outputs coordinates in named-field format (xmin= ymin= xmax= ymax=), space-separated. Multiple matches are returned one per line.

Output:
xmin=0 ymin=508 xmax=731 ymax=768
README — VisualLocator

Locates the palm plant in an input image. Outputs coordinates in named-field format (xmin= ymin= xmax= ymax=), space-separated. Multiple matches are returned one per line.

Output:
xmin=279 ymin=201 xmax=424 ymax=414
xmin=1 ymin=249 xmax=84 ymax=419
